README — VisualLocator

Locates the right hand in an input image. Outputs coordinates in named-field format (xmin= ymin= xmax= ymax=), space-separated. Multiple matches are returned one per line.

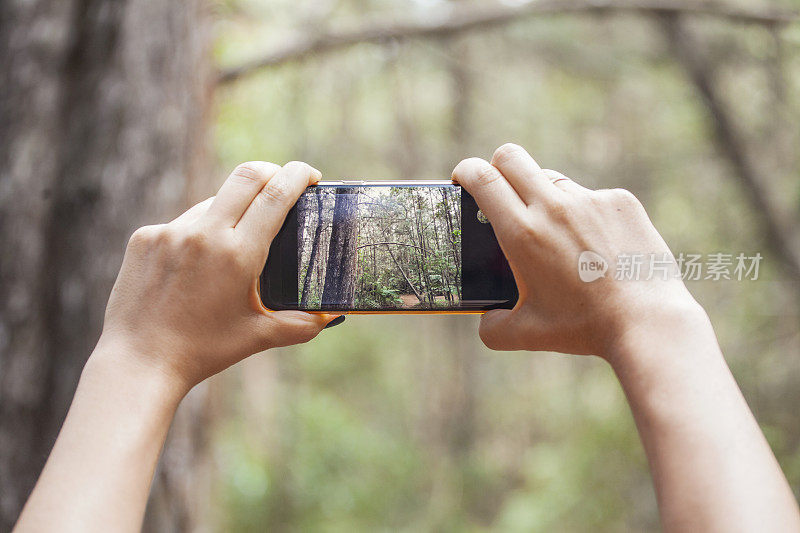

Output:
xmin=453 ymin=143 xmax=703 ymax=358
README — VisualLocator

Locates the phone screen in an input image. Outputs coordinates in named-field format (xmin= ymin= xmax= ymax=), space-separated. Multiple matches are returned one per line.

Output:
xmin=260 ymin=183 xmax=517 ymax=312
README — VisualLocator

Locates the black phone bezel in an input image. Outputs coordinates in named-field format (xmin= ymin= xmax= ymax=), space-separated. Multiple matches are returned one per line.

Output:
xmin=259 ymin=183 xmax=517 ymax=313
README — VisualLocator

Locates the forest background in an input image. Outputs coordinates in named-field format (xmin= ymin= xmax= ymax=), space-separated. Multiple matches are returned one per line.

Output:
xmin=2 ymin=0 xmax=799 ymax=531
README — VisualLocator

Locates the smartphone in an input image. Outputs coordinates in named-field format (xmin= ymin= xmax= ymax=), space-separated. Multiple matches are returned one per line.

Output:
xmin=259 ymin=181 xmax=518 ymax=313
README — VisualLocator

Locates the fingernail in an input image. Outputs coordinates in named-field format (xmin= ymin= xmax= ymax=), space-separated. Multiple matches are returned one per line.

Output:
xmin=311 ymin=167 xmax=322 ymax=181
xmin=324 ymin=315 xmax=345 ymax=329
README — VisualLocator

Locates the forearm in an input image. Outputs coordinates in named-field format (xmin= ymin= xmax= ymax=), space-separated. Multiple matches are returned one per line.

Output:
xmin=14 ymin=161 xmax=326 ymax=531
xmin=610 ymin=303 xmax=800 ymax=532
xmin=14 ymin=341 xmax=185 ymax=532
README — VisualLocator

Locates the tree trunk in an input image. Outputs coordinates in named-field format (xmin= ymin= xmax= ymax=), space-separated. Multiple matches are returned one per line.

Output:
xmin=413 ymin=197 xmax=435 ymax=304
xmin=300 ymin=188 xmax=324 ymax=306
xmin=441 ymin=188 xmax=462 ymax=299
xmin=0 ymin=0 xmax=212 ymax=530
xmin=428 ymin=188 xmax=452 ymax=304
xmin=321 ymin=188 xmax=359 ymax=308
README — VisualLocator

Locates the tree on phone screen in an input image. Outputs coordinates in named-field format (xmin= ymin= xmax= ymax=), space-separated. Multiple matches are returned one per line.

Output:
xmin=300 ymin=187 xmax=324 ymax=306
xmin=321 ymin=188 xmax=359 ymax=307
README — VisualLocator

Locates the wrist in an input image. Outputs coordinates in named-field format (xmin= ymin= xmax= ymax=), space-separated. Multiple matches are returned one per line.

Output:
xmin=603 ymin=295 xmax=715 ymax=371
xmin=87 ymin=336 xmax=191 ymax=407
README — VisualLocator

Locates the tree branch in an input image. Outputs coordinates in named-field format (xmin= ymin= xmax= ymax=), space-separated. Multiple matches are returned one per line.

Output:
xmin=383 ymin=245 xmax=424 ymax=301
xmin=357 ymin=241 xmax=424 ymax=251
xmin=217 ymin=0 xmax=798 ymax=84
xmin=660 ymin=14 xmax=800 ymax=280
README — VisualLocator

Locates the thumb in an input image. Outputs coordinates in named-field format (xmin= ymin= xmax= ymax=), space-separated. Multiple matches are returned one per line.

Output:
xmin=257 ymin=311 xmax=334 ymax=349
xmin=479 ymin=308 xmax=547 ymax=351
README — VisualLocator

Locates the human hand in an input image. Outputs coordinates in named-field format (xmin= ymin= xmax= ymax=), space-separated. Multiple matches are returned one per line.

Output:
xmin=97 ymin=161 xmax=336 ymax=392
xmin=453 ymin=144 xmax=701 ymax=358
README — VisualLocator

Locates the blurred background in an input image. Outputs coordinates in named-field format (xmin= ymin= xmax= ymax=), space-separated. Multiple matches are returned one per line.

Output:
xmin=2 ymin=0 xmax=800 ymax=531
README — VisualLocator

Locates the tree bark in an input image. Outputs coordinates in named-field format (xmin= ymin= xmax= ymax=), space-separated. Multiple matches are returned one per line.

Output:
xmin=321 ymin=188 xmax=359 ymax=308
xmin=0 ymin=0 xmax=212 ymax=530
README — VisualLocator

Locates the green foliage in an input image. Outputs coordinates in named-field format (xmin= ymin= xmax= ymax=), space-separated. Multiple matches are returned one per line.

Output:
xmin=357 ymin=279 xmax=403 ymax=307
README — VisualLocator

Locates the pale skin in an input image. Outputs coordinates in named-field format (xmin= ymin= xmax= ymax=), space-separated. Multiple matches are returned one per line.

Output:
xmin=14 ymin=146 xmax=800 ymax=532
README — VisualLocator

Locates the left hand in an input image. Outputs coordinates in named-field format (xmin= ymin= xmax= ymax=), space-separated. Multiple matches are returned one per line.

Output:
xmin=97 ymin=161 xmax=336 ymax=392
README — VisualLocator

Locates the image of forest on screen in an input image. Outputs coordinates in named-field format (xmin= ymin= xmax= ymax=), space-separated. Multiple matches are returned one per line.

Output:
xmin=297 ymin=186 xmax=462 ymax=309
